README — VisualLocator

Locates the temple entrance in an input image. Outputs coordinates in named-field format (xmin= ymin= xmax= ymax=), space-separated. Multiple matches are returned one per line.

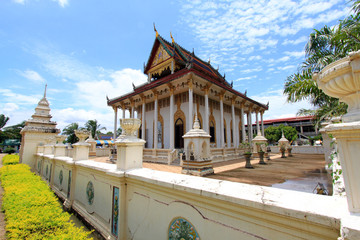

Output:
xmin=175 ymin=118 xmax=184 ymax=148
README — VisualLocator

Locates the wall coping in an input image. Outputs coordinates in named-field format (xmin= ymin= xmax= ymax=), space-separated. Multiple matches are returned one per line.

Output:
xmin=126 ymin=168 xmax=348 ymax=228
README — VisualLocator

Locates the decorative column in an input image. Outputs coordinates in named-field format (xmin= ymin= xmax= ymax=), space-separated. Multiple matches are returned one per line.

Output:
xmin=247 ymin=112 xmax=251 ymax=142
xmin=188 ymin=80 xmax=193 ymax=132
xmin=113 ymin=106 xmax=118 ymax=140
xmin=115 ymin=118 xmax=145 ymax=171
xmin=72 ymin=130 xmax=90 ymax=161
xmin=54 ymin=135 xmax=67 ymax=156
xmin=241 ymin=103 xmax=246 ymax=143
xmin=169 ymin=86 xmax=175 ymax=149
xmin=219 ymin=93 xmax=224 ymax=148
xmin=141 ymin=98 xmax=146 ymax=140
xmin=256 ymin=110 xmax=260 ymax=135
xmin=204 ymin=87 xmax=210 ymax=134
xmin=314 ymin=50 xmax=360 ymax=212
xmin=261 ymin=110 xmax=265 ymax=136
xmin=44 ymin=137 xmax=55 ymax=155
xmin=131 ymin=103 xmax=134 ymax=118
xmin=122 ymin=104 xmax=125 ymax=119
xmin=153 ymin=92 xmax=158 ymax=149
xmin=249 ymin=109 xmax=253 ymax=142
xmin=231 ymin=99 xmax=236 ymax=148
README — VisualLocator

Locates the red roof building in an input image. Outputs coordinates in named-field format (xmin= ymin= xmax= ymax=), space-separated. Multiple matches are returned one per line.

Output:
xmin=107 ymin=30 xmax=268 ymax=150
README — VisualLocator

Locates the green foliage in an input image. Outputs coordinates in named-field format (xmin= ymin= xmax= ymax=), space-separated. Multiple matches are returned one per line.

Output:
xmin=240 ymin=142 xmax=252 ymax=154
xmin=0 ymin=121 xmax=25 ymax=143
xmin=0 ymin=164 xmax=91 ymax=239
xmin=62 ymin=123 xmax=79 ymax=144
xmin=3 ymin=147 xmax=16 ymax=154
xmin=264 ymin=124 xmax=297 ymax=144
xmin=2 ymin=155 xmax=19 ymax=165
xmin=0 ymin=114 xmax=9 ymax=130
xmin=283 ymin=1 xmax=360 ymax=124
xmin=85 ymin=119 xmax=106 ymax=139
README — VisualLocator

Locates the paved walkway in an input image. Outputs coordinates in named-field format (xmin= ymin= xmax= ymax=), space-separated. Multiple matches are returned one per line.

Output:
xmin=92 ymin=153 xmax=328 ymax=188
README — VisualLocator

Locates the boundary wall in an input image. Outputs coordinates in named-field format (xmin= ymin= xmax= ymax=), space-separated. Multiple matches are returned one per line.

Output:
xmin=34 ymin=152 xmax=357 ymax=240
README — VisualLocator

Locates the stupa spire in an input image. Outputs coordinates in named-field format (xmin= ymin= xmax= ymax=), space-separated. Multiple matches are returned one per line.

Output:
xmin=44 ymin=84 xmax=47 ymax=98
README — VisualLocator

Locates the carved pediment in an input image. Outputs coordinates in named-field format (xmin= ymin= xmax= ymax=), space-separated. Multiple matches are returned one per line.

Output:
xmin=151 ymin=45 xmax=170 ymax=67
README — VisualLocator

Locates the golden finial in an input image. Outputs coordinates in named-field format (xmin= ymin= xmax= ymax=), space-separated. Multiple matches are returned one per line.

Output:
xmin=170 ymin=31 xmax=174 ymax=43
xmin=153 ymin=23 xmax=158 ymax=37
xmin=208 ymin=57 xmax=211 ymax=64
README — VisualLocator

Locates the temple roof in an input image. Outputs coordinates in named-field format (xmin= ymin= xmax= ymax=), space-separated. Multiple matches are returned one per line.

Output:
xmin=144 ymin=33 xmax=230 ymax=87
xmin=107 ymin=31 xmax=269 ymax=111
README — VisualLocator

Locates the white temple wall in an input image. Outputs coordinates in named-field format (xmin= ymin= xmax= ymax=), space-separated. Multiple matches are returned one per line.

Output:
xmin=33 ymin=152 xmax=346 ymax=240
xmin=20 ymin=132 xmax=58 ymax=171
xmin=160 ymin=105 xmax=170 ymax=149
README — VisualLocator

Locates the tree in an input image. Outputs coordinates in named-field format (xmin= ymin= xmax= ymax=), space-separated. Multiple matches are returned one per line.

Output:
xmin=284 ymin=1 xmax=360 ymax=125
xmin=0 ymin=121 xmax=25 ymax=143
xmin=264 ymin=124 xmax=298 ymax=144
xmin=85 ymin=120 xmax=106 ymax=139
xmin=0 ymin=114 xmax=9 ymax=130
xmin=62 ymin=123 xmax=80 ymax=144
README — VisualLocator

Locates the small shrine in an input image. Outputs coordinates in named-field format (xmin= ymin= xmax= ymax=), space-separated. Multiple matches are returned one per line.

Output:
xmin=251 ymin=132 xmax=268 ymax=156
xmin=181 ymin=114 xmax=214 ymax=176
xmin=20 ymin=85 xmax=60 ymax=169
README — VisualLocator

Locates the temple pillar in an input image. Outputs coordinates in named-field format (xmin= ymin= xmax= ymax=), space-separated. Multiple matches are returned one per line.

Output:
xmin=154 ymin=92 xmax=158 ymax=149
xmin=113 ymin=106 xmax=118 ymax=140
xmin=169 ymin=87 xmax=175 ymax=149
xmin=141 ymin=98 xmax=146 ymax=140
xmin=249 ymin=111 xmax=253 ymax=141
xmin=188 ymin=81 xmax=193 ymax=132
xmin=220 ymin=93 xmax=224 ymax=148
xmin=231 ymin=99 xmax=236 ymax=148
xmin=241 ymin=103 xmax=246 ymax=143
xmin=131 ymin=102 xmax=134 ymax=118
xmin=204 ymin=87 xmax=209 ymax=134
xmin=247 ymin=112 xmax=251 ymax=142
xmin=261 ymin=110 xmax=265 ymax=137
xmin=256 ymin=110 xmax=260 ymax=135
xmin=122 ymin=104 xmax=125 ymax=119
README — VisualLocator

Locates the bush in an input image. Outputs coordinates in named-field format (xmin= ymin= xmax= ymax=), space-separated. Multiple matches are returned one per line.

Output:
xmin=0 ymin=164 xmax=91 ymax=239
xmin=3 ymin=147 xmax=15 ymax=154
xmin=2 ymin=155 xmax=19 ymax=165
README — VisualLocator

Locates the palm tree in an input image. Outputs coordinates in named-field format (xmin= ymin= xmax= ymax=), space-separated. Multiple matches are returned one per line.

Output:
xmin=0 ymin=114 xmax=9 ymax=130
xmin=62 ymin=123 xmax=80 ymax=144
xmin=85 ymin=120 xmax=106 ymax=139
xmin=284 ymin=1 xmax=360 ymax=125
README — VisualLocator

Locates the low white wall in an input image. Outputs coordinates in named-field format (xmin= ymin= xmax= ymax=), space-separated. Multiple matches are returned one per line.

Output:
xmin=34 ymin=152 xmax=352 ymax=240
xmin=270 ymin=145 xmax=324 ymax=154
xmin=96 ymin=148 xmax=110 ymax=157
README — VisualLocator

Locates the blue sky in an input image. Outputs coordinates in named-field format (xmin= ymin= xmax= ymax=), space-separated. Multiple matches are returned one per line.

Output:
xmin=0 ymin=0 xmax=351 ymax=132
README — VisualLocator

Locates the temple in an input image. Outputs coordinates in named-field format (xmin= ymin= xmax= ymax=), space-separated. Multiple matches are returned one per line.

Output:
xmin=107 ymin=30 xmax=268 ymax=156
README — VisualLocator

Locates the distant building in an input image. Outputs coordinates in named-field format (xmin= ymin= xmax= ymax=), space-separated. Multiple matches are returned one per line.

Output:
xmin=248 ymin=115 xmax=318 ymax=138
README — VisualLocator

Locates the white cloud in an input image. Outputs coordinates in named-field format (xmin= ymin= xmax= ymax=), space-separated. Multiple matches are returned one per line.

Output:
xmin=282 ymin=36 xmax=308 ymax=45
xmin=53 ymin=0 xmax=68 ymax=8
xmin=12 ymin=0 xmax=25 ymax=4
xmin=3 ymin=103 xmax=19 ymax=112
xmin=250 ymin=89 xmax=313 ymax=120
xmin=277 ymin=65 xmax=296 ymax=71
xmin=0 ymin=89 xmax=39 ymax=105
xmin=12 ymin=0 xmax=69 ymax=7
xmin=17 ymin=69 xmax=45 ymax=83
xmin=284 ymin=51 xmax=305 ymax=58
xmin=240 ymin=67 xmax=262 ymax=74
